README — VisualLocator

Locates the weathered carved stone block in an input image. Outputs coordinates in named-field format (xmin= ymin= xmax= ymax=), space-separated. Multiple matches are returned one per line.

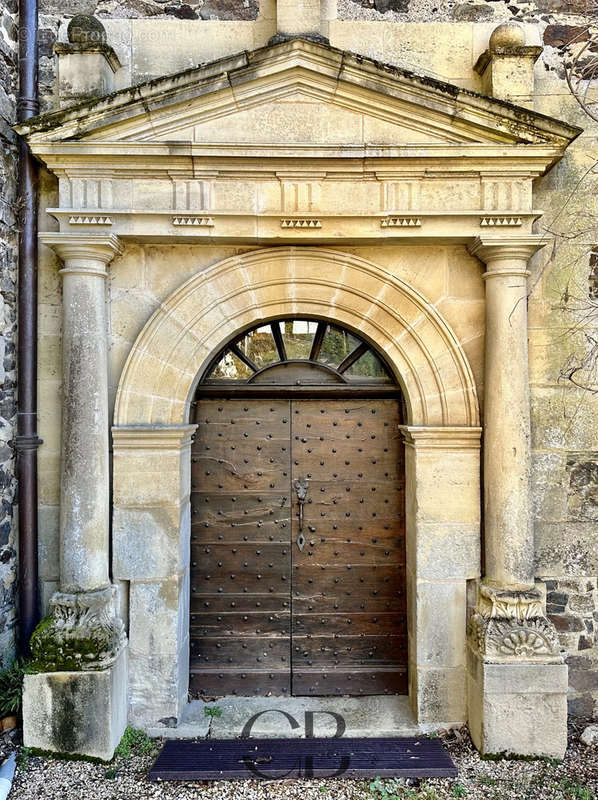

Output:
xmin=28 ymin=585 xmax=126 ymax=673
xmin=469 ymin=583 xmax=563 ymax=663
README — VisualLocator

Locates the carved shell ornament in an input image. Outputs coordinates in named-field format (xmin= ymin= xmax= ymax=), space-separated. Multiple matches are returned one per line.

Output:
xmin=470 ymin=612 xmax=563 ymax=661
xmin=496 ymin=625 xmax=554 ymax=657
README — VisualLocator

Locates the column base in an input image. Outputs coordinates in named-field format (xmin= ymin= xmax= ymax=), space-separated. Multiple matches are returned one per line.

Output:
xmin=467 ymin=648 xmax=568 ymax=759
xmin=467 ymin=583 xmax=568 ymax=759
xmin=23 ymin=647 xmax=128 ymax=761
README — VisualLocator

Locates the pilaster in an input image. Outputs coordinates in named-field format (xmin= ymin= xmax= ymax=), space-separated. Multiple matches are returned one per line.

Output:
xmin=112 ymin=424 xmax=197 ymax=727
xmin=399 ymin=426 xmax=482 ymax=725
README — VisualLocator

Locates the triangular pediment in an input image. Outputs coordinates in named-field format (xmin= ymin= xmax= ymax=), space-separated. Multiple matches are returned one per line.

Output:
xmin=18 ymin=38 xmax=579 ymax=149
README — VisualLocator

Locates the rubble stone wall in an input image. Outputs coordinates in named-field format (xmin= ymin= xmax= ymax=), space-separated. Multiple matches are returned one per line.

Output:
xmin=0 ymin=0 xmax=19 ymax=668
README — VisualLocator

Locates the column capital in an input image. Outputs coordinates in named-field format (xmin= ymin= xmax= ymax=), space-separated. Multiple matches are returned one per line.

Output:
xmin=39 ymin=232 xmax=123 ymax=267
xmin=468 ymin=235 xmax=548 ymax=270
xmin=399 ymin=425 xmax=482 ymax=450
xmin=112 ymin=424 xmax=197 ymax=451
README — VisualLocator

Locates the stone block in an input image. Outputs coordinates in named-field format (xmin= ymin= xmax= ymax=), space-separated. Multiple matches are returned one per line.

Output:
xmin=467 ymin=650 xmax=568 ymax=759
xmin=415 ymin=522 xmax=480 ymax=580
xmin=131 ymin=20 xmax=254 ymax=81
xmin=410 ymin=449 xmax=481 ymax=525
xmin=55 ymin=45 xmax=120 ymax=107
xmin=414 ymin=666 xmax=467 ymax=724
xmin=38 ymin=505 xmax=60 ymax=581
xmin=355 ymin=246 xmax=449 ymax=303
xmin=531 ymin=451 xmax=567 ymax=524
xmin=23 ymin=648 xmax=127 ymax=761
xmin=127 ymin=575 xmax=188 ymax=726
xmin=414 ymin=580 xmax=467 ymax=667
xmin=531 ymin=387 xmax=598 ymax=452
xmin=112 ymin=502 xmax=188 ymax=580
xmin=276 ymin=0 xmax=321 ymax=36
xmin=535 ymin=522 xmax=598 ymax=577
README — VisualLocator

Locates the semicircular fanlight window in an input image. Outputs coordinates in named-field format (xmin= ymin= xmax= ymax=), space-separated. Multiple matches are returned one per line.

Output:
xmin=203 ymin=319 xmax=395 ymax=385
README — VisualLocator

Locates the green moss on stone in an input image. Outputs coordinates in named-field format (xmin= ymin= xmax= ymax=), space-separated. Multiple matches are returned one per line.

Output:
xmin=27 ymin=615 xmax=110 ymax=673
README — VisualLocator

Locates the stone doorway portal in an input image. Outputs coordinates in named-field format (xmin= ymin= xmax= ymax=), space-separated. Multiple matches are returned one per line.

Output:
xmin=189 ymin=319 xmax=407 ymax=698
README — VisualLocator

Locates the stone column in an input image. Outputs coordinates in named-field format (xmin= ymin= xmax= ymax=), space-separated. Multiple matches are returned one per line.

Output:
xmin=23 ymin=233 xmax=127 ymax=761
xmin=467 ymin=236 xmax=567 ymax=760
xmin=472 ymin=237 xmax=539 ymax=591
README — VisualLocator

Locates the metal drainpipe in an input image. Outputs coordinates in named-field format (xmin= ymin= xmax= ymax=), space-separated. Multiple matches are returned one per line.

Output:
xmin=16 ymin=0 xmax=41 ymax=655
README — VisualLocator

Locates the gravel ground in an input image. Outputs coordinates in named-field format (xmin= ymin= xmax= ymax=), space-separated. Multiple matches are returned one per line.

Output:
xmin=3 ymin=718 xmax=598 ymax=800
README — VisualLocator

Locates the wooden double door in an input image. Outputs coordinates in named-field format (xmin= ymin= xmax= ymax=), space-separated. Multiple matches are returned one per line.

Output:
xmin=189 ymin=397 xmax=407 ymax=697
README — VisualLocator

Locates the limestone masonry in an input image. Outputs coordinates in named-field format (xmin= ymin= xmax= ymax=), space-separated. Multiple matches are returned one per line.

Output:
xmin=2 ymin=0 xmax=598 ymax=761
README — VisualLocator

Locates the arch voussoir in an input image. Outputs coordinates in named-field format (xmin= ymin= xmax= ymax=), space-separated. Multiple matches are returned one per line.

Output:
xmin=114 ymin=247 xmax=479 ymax=428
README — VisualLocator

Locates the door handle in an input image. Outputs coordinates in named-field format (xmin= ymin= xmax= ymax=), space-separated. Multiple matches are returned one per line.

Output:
xmin=293 ymin=477 xmax=309 ymax=551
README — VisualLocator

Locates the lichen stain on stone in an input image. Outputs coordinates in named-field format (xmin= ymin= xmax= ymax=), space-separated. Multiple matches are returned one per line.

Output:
xmin=51 ymin=678 xmax=80 ymax=754
xmin=567 ymin=457 xmax=598 ymax=521
xmin=158 ymin=578 xmax=178 ymax=611
xmin=536 ymin=540 xmax=595 ymax=576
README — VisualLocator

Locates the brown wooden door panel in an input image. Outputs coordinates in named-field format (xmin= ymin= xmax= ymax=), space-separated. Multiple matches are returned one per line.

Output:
xmin=291 ymin=594 xmax=405 ymax=613
xmin=293 ymin=564 xmax=404 ymax=586
xmin=291 ymin=668 xmax=407 ymax=696
xmin=191 ymin=612 xmax=290 ymax=635
xmin=189 ymin=670 xmax=291 ymax=697
xmin=191 ymin=452 xmax=290 ymax=491
xmin=290 ymin=399 xmax=406 ymax=696
xmin=293 ymin=454 xmax=402 ymax=474
xmin=190 ymin=399 xmax=292 ymax=697
xmin=193 ymin=399 xmax=291 ymax=494
xmin=192 ymin=493 xmax=291 ymax=536
xmin=292 ymin=540 xmax=404 ymax=565
xmin=292 ymin=613 xmax=407 ymax=636
xmin=190 ymin=593 xmax=289 ymax=614
xmin=191 ymin=542 xmax=291 ymax=573
xmin=292 ymin=634 xmax=408 ymax=665
xmin=293 ymin=521 xmax=404 ymax=539
xmin=192 ymin=637 xmax=290 ymax=665
xmin=190 ymin=395 xmax=407 ymax=698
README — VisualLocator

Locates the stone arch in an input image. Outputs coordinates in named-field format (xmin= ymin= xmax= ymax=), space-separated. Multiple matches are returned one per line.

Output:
xmin=114 ymin=247 xmax=479 ymax=427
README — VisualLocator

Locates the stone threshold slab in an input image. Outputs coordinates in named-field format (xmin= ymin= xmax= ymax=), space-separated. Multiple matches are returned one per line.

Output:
xmin=147 ymin=695 xmax=421 ymax=740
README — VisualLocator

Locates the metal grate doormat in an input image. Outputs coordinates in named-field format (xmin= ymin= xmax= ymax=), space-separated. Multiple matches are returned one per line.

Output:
xmin=149 ymin=737 xmax=458 ymax=781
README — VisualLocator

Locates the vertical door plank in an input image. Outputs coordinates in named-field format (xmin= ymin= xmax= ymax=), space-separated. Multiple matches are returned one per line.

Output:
xmin=290 ymin=399 xmax=407 ymax=696
xmin=190 ymin=398 xmax=292 ymax=697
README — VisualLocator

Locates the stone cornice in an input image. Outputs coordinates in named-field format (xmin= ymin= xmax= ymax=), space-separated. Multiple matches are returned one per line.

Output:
xmin=39 ymin=232 xmax=124 ymax=265
xmin=16 ymin=38 xmax=580 ymax=149
xmin=112 ymin=425 xmax=197 ymax=450
xmin=54 ymin=42 xmax=122 ymax=74
xmin=44 ymin=209 xmax=545 ymax=244
xmin=29 ymin=142 xmax=568 ymax=177
xmin=468 ymin=235 xmax=548 ymax=267
xmin=474 ymin=46 xmax=543 ymax=77
xmin=399 ymin=425 xmax=482 ymax=450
